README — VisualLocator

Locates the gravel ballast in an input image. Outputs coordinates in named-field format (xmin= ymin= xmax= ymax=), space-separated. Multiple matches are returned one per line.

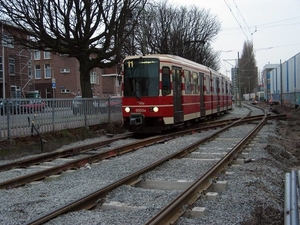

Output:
xmin=0 ymin=104 xmax=289 ymax=224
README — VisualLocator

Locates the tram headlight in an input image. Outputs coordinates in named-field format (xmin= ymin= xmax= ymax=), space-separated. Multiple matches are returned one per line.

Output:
xmin=125 ymin=107 xmax=131 ymax=113
xmin=152 ymin=106 xmax=159 ymax=112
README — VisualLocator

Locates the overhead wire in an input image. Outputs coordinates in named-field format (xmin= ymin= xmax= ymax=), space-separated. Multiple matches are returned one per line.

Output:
xmin=259 ymin=16 xmax=300 ymax=26
xmin=221 ymin=16 xmax=300 ymax=32
xmin=232 ymin=0 xmax=252 ymax=34
xmin=223 ymin=0 xmax=249 ymax=40
xmin=220 ymin=1 xmax=300 ymax=75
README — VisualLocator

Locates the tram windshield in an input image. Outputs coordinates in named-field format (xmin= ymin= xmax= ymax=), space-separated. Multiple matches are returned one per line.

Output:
xmin=123 ymin=58 xmax=159 ymax=97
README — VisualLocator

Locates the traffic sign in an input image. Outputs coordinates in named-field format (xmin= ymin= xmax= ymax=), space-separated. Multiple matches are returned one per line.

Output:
xmin=52 ymin=78 xmax=56 ymax=89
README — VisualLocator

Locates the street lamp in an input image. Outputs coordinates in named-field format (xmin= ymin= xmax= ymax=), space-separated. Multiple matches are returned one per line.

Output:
xmin=223 ymin=59 xmax=238 ymax=104
xmin=251 ymin=26 xmax=257 ymax=42
xmin=116 ymin=63 xmax=122 ymax=96
xmin=246 ymin=77 xmax=251 ymax=101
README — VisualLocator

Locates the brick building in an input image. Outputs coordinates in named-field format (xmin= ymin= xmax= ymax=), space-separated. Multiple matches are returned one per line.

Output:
xmin=102 ymin=65 xmax=122 ymax=97
xmin=1 ymin=22 xmax=119 ymax=99
xmin=31 ymin=52 xmax=104 ymax=98
xmin=30 ymin=52 xmax=123 ymax=99
xmin=0 ymin=22 xmax=31 ymax=98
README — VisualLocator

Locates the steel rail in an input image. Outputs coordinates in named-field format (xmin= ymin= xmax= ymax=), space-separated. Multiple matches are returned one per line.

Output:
xmin=0 ymin=113 xmax=286 ymax=190
xmin=25 ymin=114 xmax=253 ymax=225
xmin=0 ymin=133 xmax=134 ymax=172
xmin=0 ymin=117 xmax=237 ymax=172
xmin=0 ymin=112 xmax=285 ymax=173
xmin=144 ymin=112 xmax=268 ymax=225
xmin=0 ymin=134 xmax=166 ymax=189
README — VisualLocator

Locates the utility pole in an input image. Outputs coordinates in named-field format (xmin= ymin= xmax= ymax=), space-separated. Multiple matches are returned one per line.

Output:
xmin=280 ymin=59 xmax=283 ymax=105
xmin=142 ymin=0 xmax=146 ymax=55
xmin=2 ymin=22 xmax=5 ymax=99
xmin=238 ymin=52 xmax=241 ymax=107
xmin=248 ymin=77 xmax=251 ymax=101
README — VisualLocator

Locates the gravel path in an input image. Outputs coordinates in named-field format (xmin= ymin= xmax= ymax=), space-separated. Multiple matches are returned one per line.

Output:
xmin=0 ymin=104 xmax=286 ymax=225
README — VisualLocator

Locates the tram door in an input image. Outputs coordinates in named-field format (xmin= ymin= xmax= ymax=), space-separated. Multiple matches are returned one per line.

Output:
xmin=216 ymin=77 xmax=220 ymax=112
xmin=225 ymin=81 xmax=229 ymax=110
xmin=199 ymin=72 xmax=205 ymax=117
xmin=172 ymin=66 xmax=184 ymax=124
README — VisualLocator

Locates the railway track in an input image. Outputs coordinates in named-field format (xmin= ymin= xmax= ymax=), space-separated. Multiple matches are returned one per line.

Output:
xmin=0 ymin=112 xmax=285 ymax=190
xmin=18 ymin=107 xmax=286 ymax=224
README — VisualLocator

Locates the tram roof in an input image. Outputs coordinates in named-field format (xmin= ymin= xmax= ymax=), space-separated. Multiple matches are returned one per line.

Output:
xmin=124 ymin=54 xmax=226 ymax=78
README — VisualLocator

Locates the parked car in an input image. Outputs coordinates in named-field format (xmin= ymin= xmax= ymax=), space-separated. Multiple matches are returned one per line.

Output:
xmin=107 ymin=96 xmax=122 ymax=112
xmin=93 ymin=96 xmax=107 ymax=113
xmin=0 ymin=100 xmax=21 ymax=115
xmin=20 ymin=100 xmax=46 ymax=113
xmin=71 ymin=96 xmax=83 ymax=115
xmin=72 ymin=96 xmax=110 ymax=115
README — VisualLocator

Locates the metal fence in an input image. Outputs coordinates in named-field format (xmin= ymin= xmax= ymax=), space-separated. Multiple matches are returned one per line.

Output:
xmin=0 ymin=98 xmax=122 ymax=139
xmin=284 ymin=170 xmax=299 ymax=225
xmin=270 ymin=92 xmax=300 ymax=106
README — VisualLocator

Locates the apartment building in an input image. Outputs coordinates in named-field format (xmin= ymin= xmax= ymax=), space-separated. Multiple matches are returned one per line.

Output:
xmin=102 ymin=65 xmax=122 ymax=97
xmin=0 ymin=22 xmax=31 ymax=99
xmin=1 ymin=22 xmax=119 ymax=99
xmin=31 ymin=52 xmax=103 ymax=98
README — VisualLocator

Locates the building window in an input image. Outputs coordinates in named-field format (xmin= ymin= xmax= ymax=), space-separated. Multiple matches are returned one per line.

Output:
xmin=0 ymin=56 xmax=2 ymax=79
xmin=9 ymin=58 xmax=15 ymax=75
xmin=2 ymin=34 xmax=14 ymax=48
xmin=90 ymin=71 xmax=99 ymax=85
xmin=44 ymin=51 xmax=50 ymax=59
xmin=35 ymin=65 xmax=41 ymax=79
xmin=28 ymin=61 xmax=32 ymax=78
xmin=61 ymin=89 xmax=71 ymax=94
xmin=34 ymin=50 xmax=40 ymax=60
xmin=46 ymin=88 xmax=52 ymax=98
xmin=44 ymin=64 xmax=51 ymax=79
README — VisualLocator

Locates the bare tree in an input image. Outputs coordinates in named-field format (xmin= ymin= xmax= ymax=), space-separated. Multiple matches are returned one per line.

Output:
xmin=239 ymin=41 xmax=257 ymax=95
xmin=124 ymin=1 xmax=221 ymax=70
xmin=0 ymin=0 xmax=145 ymax=97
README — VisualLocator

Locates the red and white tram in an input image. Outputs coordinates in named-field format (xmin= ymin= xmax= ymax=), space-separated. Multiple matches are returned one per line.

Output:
xmin=121 ymin=54 xmax=232 ymax=133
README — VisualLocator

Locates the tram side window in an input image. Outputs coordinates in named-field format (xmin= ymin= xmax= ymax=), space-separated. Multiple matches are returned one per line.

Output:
xmin=184 ymin=70 xmax=192 ymax=94
xmin=205 ymin=75 xmax=210 ymax=94
xmin=193 ymin=72 xmax=199 ymax=94
xmin=162 ymin=67 xmax=171 ymax=96
xmin=213 ymin=78 xmax=216 ymax=94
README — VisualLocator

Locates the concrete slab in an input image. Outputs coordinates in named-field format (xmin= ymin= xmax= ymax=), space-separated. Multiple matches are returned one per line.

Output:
xmin=45 ymin=174 xmax=61 ymax=181
xmin=207 ymin=181 xmax=227 ymax=192
xmin=233 ymin=158 xmax=245 ymax=164
xmin=184 ymin=207 xmax=206 ymax=218
xmin=55 ymin=158 xmax=73 ymax=162
xmin=62 ymin=169 xmax=76 ymax=175
xmin=201 ymin=192 xmax=219 ymax=200
xmin=101 ymin=201 xmax=146 ymax=211
xmin=243 ymin=147 xmax=252 ymax=152
xmin=225 ymin=171 xmax=234 ymax=175
xmin=28 ymin=165 xmax=52 ymax=169
xmin=40 ymin=161 xmax=56 ymax=166
xmin=135 ymin=179 xmax=193 ymax=190
xmin=237 ymin=153 xmax=249 ymax=159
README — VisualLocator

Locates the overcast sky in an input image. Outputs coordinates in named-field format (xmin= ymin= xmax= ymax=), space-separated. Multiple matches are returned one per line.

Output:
xmin=169 ymin=0 xmax=300 ymax=78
